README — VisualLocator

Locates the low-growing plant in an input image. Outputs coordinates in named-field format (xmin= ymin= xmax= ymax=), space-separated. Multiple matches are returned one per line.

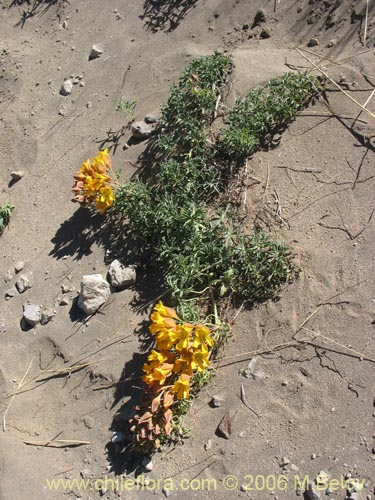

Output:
xmin=115 ymin=97 xmax=136 ymax=120
xmin=0 ymin=203 xmax=14 ymax=234
xmin=218 ymin=72 xmax=321 ymax=161
xmin=73 ymin=53 xmax=321 ymax=455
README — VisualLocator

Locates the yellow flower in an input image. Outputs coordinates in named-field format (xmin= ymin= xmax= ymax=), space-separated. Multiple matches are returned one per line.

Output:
xmin=154 ymin=328 xmax=177 ymax=351
xmin=191 ymin=347 xmax=210 ymax=372
xmin=153 ymin=301 xmax=179 ymax=320
xmin=193 ymin=324 xmax=214 ymax=349
xmin=95 ymin=185 xmax=114 ymax=214
xmin=173 ymin=351 xmax=194 ymax=375
xmin=146 ymin=350 xmax=175 ymax=367
xmin=172 ymin=374 xmax=190 ymax=399
xmin=174 ymin=323 xmax=194 ymax=352
xmin=142 ymin=363 xmax=174 ymax=387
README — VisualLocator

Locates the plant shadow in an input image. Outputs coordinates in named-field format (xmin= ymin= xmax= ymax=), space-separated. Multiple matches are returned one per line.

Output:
xmin=9 ymin=0 xmax=63 ymax=27
xmin=140 ymin=0 xmax=200 ymax=32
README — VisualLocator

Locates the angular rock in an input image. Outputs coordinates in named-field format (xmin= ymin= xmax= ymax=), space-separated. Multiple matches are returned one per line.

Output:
xmin=210 ymin=395 xmax=223 ymax=408
xmin=142 ymin=457 xmax=153 ymax=472
xmin=131 ymin=121 xmax=152 ymax=140
xmin=41 ymin=308 xmax=55 ymax=325
xmin=307 ymin=38 xmax=319 ymax=47
xmin=144 ymin=114 xmax=158 ymax=124
xmin=62 ymin=283 xmax=75 ymax=293
xmin=14 ymin=261 xmax=25 ymax=273
xmin=11 ymin=171 xmax=24 ymax=182
xmin=16 ymin=274 xmax=32 ymax=294
xmin=23 ymin=304 xmax=42 ymax=327
xmin=304 ymin=482 xmax=321 ymax=500
xmin=89 ymin=44 xmax=103 ymax=60
xmin=240 ymin=357 xmax=265 ymax=380
xmin=78 ymin=274 xmax=111 ymax=315
xmin=5 ymin=288 xmax=16 ymax=300
xmin=216 ymin=409 xmax=237 ymax=439
xmin=108 ymin=260 xmax=136 ymax=289
xmin=60 ymin=78 xmax=73 ymax=96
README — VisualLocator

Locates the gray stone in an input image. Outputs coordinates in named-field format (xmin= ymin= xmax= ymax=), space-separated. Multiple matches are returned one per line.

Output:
xmin=82 ymin=416 xmax=95 ymax=429
xmin=144 ymin=114 xmax=158 ymax=124
xmin=5 ymin=288 xmax=16 ymax=300
xmin=307 ymin=38 xmax=319 ymax=47
xmin=108 ymin=260 xmax=136 ymax=289
xmin=62 ymin=283 xmax=75 ymax=293
xmin=16 ymin=274 xmax=32 ymax=294
xmin=131 ymin=121 xmax=152 ymax=140
xmin=78 ymin=274 xmax=111 ymax=315
xmin=204 ymin=439 xmax=212 ymax=450
xmin=210 ymin=395 xmax=223 ymax=408
xmin=279 ymin=457 xmax=290 ymax=467
xmin=60 ymin=78 xmax=73 ymax=96
xmin=41 ymin=308 xmax=55 ymax=325
xmin=304 ymin=482 xmax=321 ymax=500
xmin=142 ymin=457 xmax=153 ymax=472
xmin=14 ymin=261 xmax=24 ymax=273
xmin=89 ymin=44 xmax=103 ymax=60
xmin=11 ymin=171 xmax=24 ymax=182
xmin=240 ymin=357 xmax=265 ymax=380
xmin=162 ymin=488 xmax=171 ymax=498
xmin=23 ymin=304 xmax=42 ymax=326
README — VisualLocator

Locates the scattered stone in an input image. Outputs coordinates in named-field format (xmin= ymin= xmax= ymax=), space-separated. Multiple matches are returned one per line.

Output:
xmin=315 ymin=471 xmax=330 ymax=487
xmin=89 ymin=44 xmax=104 ymax=60
xmin=78 ymin=274 xmax=111 ymax=315
xmin=14 ymin=261 xmax=24 ymax=273
xmin=60 ymin=78 xmax=73 ymax=96
xmin=326 ymin=487 xmax=334 ymax=495
xmin=300 ymin=367 xmax=311 ymax=377
xmin=86 ymin=101 xmax=92 ymax=109
xmin=204 ymin=439 xmax=212 ymax=450
xmin=62 ymin=20 xmax=69 ymax=29
xmin=83 ymin=416 xmax=95 ymax=429
xmin=210 ymin=395 xmax=223 ymax=408
xmin=4 ymin=270 xmax=12 ymax=283
xmin=240 ymin=357 xmax=265 ymax=380
xmin=260 ymin=28 xmax=271 ymax=39
xmin=142 ymin=457 xmax=153 ymax=472
xmin=162 ymin=488 xmax=171 ymax=498
xmin=111 ymin=431 xmax=126 ymax=444
xmin=307 ymin=38 xmax=319 ymax=47
xmin=80 ymin=469 xmax=90 ymax=479
xmin=108 ymin=260 xmax=136 ymax=289
xmin=10 ymin=171 xmax=24 ymax=182
xmin=62 ymin=283 xmax=75 ymax=293
xmin=131 ymin=121 xmax=152 ymax=140
xmin=5 ymin=288 xmax=16 ymax=300
xmin=41 ymin=308 xmax=55 ymax=325
xmin=59 ymin=297 xmax=70 ymax=306
xmin=216 ymin=409 xmax=237 ymax=439
xmin=144 ymin=113 xmax=158 ymax=124
xmin=240 ymin=484 xmax=249 ymax=492
xmin=254 ymin=9 xmax=266 ymax=24
xmin=79 ymin=81 xmax=85 ymax=87
xmin=279 ymin=457 xmax=290 ymax=467
xmin=304 ymin=482 xmax=321 ymax=500
xmin=16 ymin=274 xmax=32 ymax=294
xmin=327 ymin=39 xmax=336 ymax=48
xmin=311 ymin=453 xmax=316 ymax=460
xmin=291 ymin=463 xmax=299 ymax=472
xmin=23 ymin=304 xmax=42 ymax=327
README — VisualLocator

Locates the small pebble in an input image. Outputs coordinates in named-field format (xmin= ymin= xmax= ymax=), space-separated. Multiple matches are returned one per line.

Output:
xmin=11 ymin=171 xmax=24 ymax=182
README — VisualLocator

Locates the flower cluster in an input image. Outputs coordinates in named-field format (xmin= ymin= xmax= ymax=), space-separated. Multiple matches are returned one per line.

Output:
xmin=130 ymin=301 xmax=215 ymax=452
xmin=72 ymin=149 xmax=114 ymax=213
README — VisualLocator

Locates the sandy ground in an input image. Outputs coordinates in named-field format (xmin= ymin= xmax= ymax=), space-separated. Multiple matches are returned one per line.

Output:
xmin=0 ymin=1 xmax=374 ymax=499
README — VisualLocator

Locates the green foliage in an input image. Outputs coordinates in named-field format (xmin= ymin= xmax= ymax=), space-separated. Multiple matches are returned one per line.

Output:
xmin=115 ymin=97 xmax=136 ymax=119
xmin=219 ymin=72 xmax=321 ymax=161
xmin=113 ymin=56 xmax=320 ymax=317
xmin=157 ymin=52 xmax=232 ymax=159
xmin=0 ymin=203 xmax=14 ymax=234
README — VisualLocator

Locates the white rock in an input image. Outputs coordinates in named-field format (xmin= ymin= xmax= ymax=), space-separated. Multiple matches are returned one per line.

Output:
xmin=11 ymin=171 xmax=24 ymax=182
xmin=14 ymin=261 xmax=25 ymax=273
xmin=108 ymin=260 xmax=136 ymax=288
xmin=41 ymin=308 xmax=56 ymax=325
xmin=142 ymin=457 xmax=153 ymax=472
xmin=23 ymin=304 xmax=42 ymax=326
xmin=89 ymin=44 xmax=103 ymax=60
xmin=16 ymin=274 xmax=32 ymax=294
xmin=131 ymin=121 xmax=152 ymax=140
xmin=60 ymin=78 xmax=73 ymax=96
xmin=78 ymin=274 xmax=111 ymax=315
